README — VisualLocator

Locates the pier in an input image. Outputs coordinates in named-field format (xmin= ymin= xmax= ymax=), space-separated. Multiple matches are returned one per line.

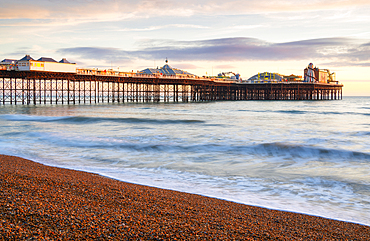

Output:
xmin=0 ymin=70 xmax=343 ymax=105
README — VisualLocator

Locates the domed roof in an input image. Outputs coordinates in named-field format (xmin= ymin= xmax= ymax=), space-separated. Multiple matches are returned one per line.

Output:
xmin=247 ymin=72 xmax=283 ymax=81
xmin=140 ymin=59 xmax=195 ymax=76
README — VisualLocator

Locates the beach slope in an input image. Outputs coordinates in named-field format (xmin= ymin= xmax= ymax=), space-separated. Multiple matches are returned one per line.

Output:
xmin=1 ymin=154 xmax=369 ymax=240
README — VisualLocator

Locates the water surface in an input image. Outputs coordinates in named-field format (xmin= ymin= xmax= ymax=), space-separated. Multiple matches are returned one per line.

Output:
xmin=1 ymin=97 xmax=369 ymax=225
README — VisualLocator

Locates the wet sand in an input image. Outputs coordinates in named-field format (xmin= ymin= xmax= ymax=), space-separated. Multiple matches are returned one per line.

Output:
xmin=1 ymin=154 xmax=369 ymax=240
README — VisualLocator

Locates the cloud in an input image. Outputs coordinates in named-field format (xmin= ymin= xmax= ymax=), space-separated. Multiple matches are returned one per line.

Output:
xmin=174 ymin=63 xmax=202 ymax=69
xmin=117 ymin=24 xmax=209 ymax=32
xmin=1 ymin=0 xmax=370 ymax=23
xmin=322 ymin=61 xmax=370 ymax=67
xmin=215 ymin=64 xmax=237 ymax=69
xmin=57 ymin=47 xmax=131 ymax=64
xmin=57 ymin=37 xmax=370 ymax=68
xmin=232 ymin=25 xmax=267 ymax=30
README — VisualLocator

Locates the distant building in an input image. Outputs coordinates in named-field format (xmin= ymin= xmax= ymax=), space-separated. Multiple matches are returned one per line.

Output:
xmin=16 ymin=55 xmax=76 ymax=73
xmin=1 ymin=59 xmax=17 ymax=64
xmin=283 ymin=74 xmax=303 ymax=82
xmin=19 ymin=55 xmax=34 ymax=61
xmin=0 ymin=59 xmax=18 ymax=70
xmin=304 ymin=63 xmax=336 ymax=83
xmin=139 ymin=59 xmax=196 ymax=78
xmin=304 ymin=63 xmax=316 ymax=82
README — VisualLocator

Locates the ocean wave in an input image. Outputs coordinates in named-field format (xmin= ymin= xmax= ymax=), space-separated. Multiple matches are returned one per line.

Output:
xmin=0 ymin=114 xmax=205 ymax=125
xmin=314 ymin=111 xmax=348 ymax=115
xmin=320 ymin=111 xmax=370 ymax=116
xmin=229 ymin=109 xmax=369 ymax=117
xmin=351 ymin=131 xmax=370 ymax=136
xmin=275 ymin=110 xmax=307 ymax=114
xmin=31 ymin=132 xmax=370 ymax=163
xmin=256 ymin=142 xmax=370 ymax=161
xmin=0 ymin=114 xmax=66 ymax=122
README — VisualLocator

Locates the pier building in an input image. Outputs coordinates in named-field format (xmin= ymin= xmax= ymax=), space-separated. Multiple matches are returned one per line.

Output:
xmin=246 ymin=72 xmax=285 ymax=83
xmin=13 ymin=55 xmax=76 ymax=73
xmin=0 ymin=59 xmax=17 ymax=70
xmin=139 ymin=59 xmax=196 ymax=78
xmin=304 ymin=63 xmax=337 ymax=84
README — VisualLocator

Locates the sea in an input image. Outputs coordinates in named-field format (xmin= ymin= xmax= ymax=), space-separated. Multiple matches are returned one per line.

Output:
xmin=0 ymin=97 xmax=369 ymax=226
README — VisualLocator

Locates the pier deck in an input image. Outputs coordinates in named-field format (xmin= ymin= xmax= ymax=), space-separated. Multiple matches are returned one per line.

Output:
xmin=0 ymin=70 xmax=343 ymax=105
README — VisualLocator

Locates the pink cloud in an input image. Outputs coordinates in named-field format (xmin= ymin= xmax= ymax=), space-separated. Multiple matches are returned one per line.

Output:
xmin=1 ymin=0 xmax=369 ymax=21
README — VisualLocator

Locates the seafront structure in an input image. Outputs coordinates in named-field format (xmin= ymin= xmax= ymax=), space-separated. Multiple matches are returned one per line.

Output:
xmin=0 ymin=56 xmax=343 ymax=105
xmin=139 ymin=58 xmax=197 ymax=78
xmin=5 ymin=55 xmax=77 ymax=73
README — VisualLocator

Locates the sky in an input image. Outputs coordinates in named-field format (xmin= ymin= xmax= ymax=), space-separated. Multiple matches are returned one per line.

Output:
xmin=1 ymin=0 xmax=370 ymax=96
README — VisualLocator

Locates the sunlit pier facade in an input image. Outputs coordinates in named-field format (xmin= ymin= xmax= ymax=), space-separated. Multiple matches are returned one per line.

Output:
xmin=0 ymin=70 xmax=343 ymax=105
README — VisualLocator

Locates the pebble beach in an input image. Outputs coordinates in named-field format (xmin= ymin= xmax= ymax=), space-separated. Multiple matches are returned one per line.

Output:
xmin=1 ymin=154 xmax=369 ymax=240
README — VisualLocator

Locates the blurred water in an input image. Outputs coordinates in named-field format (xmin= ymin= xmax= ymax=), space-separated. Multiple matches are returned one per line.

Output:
xmin=1 ymin=97 xmax=369 ymax=225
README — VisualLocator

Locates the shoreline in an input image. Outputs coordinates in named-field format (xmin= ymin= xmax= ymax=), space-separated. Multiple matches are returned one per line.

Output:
xmin=1 ymin=154 xmax=369 ymax=239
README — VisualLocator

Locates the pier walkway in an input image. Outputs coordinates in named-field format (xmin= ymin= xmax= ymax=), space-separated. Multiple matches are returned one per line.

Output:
xmin=0 ymin=70 xmax=343 ymax=105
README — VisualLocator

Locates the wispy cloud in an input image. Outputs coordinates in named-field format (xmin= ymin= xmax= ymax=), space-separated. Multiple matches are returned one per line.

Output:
xmin=117 ymin=24 xmax=209 ymax=32
xmin=174 ymin=63 xmax=201 ymax=70
xmin=215 ymin=64 xmax=237 ymax=69
xmin=2 ymin=0 xmax=370 ymax=23
xmin=58 ymin=37 xmax=370 ymax=67
xmin=232 ymin=25 xmax=267 ymax=30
